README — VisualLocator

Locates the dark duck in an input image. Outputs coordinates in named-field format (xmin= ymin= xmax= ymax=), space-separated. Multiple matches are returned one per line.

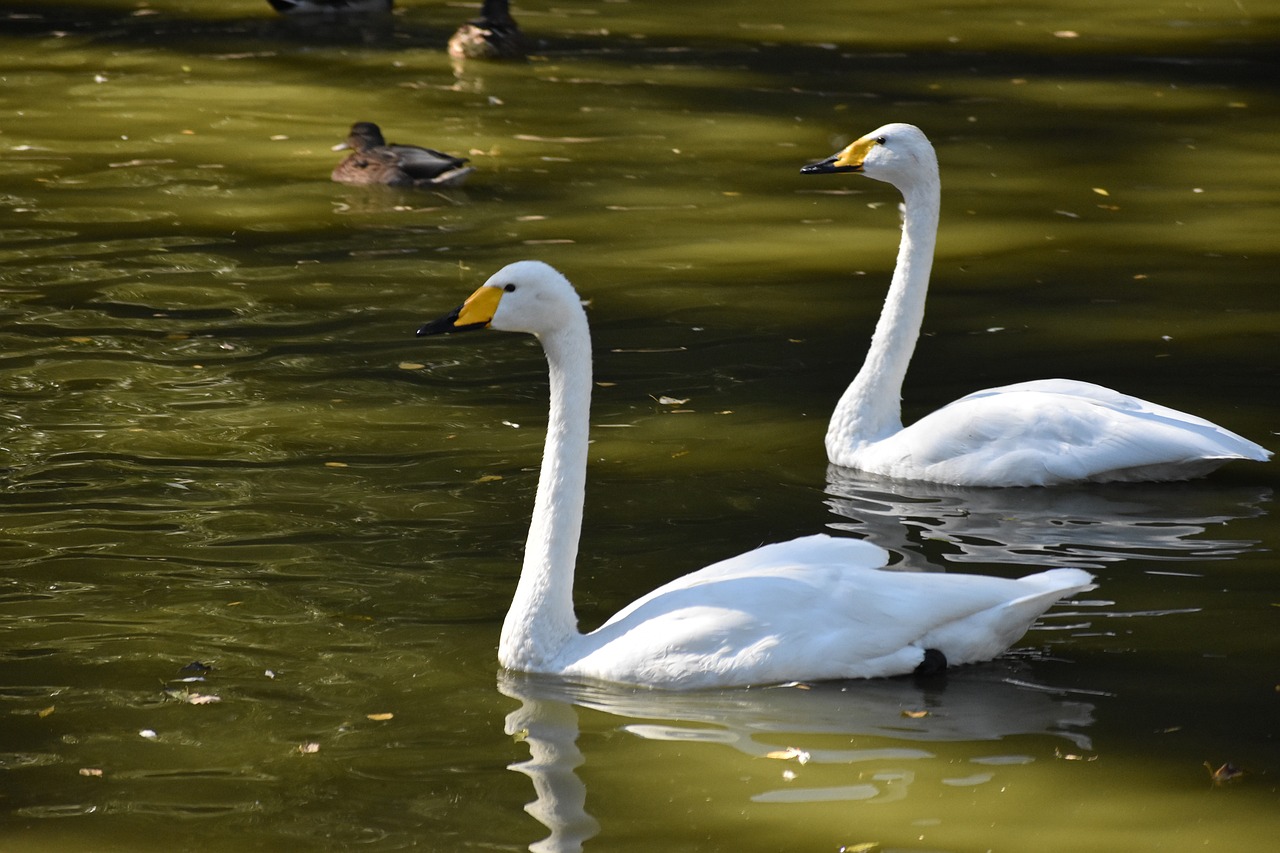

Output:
xmin=330 ymin=122 xmax=474 ymax=188
xmin=449 ymin=0 xmax=528 ymax=61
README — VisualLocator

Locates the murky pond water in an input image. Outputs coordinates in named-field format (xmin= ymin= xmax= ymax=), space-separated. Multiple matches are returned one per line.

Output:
xmin=2 ymin=1 xmax=1277 ymax=851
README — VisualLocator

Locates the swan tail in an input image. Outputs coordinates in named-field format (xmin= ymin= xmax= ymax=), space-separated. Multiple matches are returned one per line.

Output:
xmin=923 ymin=568 xmax=1094 ymax=666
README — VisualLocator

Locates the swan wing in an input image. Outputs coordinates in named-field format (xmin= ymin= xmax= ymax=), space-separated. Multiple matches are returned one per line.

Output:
xmin=860 ymin=379 xmax=1269 ymax=486
xmin=563 ymin=534 xmax=1092 ymax=688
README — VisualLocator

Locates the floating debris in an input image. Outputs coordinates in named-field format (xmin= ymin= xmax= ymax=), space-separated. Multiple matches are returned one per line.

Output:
xmin=1205 ymin=762 xmax=1243 ymax=785
xmin=764 ymin=747 xmax=810 ymax=765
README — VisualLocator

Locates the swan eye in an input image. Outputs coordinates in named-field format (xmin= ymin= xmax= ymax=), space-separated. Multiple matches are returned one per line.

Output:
xmin=503 ymin=283 xmax=516 ymax=292
xmin=875 ymin=136 xmax=887 ymax=145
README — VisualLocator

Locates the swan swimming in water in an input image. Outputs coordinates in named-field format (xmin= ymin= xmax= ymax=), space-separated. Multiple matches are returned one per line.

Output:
xmin=801 ymin=123 xmax=1270 ymax=487
xmin=417 ymin=260 xmax=1094 ymax=689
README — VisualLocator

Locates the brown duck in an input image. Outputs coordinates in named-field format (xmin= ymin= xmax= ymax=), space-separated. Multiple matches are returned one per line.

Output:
xmin=448 ymin=0 xmax=527 ymax=61
xmin=331 ymin=122 xmax=474 ymax=188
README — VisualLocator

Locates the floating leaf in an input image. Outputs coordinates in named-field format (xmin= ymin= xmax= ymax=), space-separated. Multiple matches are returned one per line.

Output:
xmin=839 ymin=844 xmax=880 ymax=853
xmin=324 ymin=461 xmax=349 ymax=468
xmin=38 ymin=706 xmax=55 ymax=718
xmin=399 ymin=362 xmax=426 ymax=371
xmin=139 ymin=729 xmax=158 ymax=739
xmin=367 ymin=712 xmax=394 ymax=722
xmin=475 ymin=474 xmax=503 ymax=484
xmin=1091 ymin=187 xmax=1110 ymax=197
xmin=764 ymin=747 xmax=810 ymax=764
xmin=298 ymin=742 xmax=320 ymax=755
xmin=185 ymin=693 xmax=221 ymax=705
xmin=655 ymin=395 xmax=690 ymax=406
xmin=901 ymin=709 xmax=929 ymax=719
xmin=79 ymin=768 xmax=104 ymax=778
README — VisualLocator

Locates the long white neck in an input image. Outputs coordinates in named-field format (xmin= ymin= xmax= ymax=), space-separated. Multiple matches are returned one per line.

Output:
xmin=826 ymin=175 xmax=940 ymax=456
xmin=499 ymin=311 xmax=593 ymax=672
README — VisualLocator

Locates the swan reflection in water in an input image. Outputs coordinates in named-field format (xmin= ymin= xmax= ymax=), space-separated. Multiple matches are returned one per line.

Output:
xmin=824 ymin=467 xmax=1270 ymax=570
xmin=499 ymin=667 xmax=1099 ymax=852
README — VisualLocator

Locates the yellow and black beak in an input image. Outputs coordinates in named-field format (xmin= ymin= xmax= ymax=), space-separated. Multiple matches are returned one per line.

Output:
xmin=417 ymin=284 xmax=503 ymax=337
xmin=800 ymin=135 xmax=875 ymax=175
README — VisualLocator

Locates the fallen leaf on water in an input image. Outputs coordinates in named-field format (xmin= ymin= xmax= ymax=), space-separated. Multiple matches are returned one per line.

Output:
xmin=655 ymin=395 xmax=690 ymax=406
xmin=298 ymin=742 xmax=320 ymax=755
xmin=38 ymin=706 xmax=55 ymax=718
xmin=1092 ymin=187 xmax=1110 ymax=196
xmin=764 ymin=747 xmax=810 ymax=764
xmin=79 ymin=768 xmax=104 ymax=778
xmin=901 ymin=709 xmax=929 ymax=719
xmin=1205 ymin=762 xmax=1243 ymax=785
xmin=839 ymin=843 xmax=880 ymax=852
xmin=185 ymin=693 xmax=221 ymax=705
xmin=475 ymin=474 xmax=503 ymax=483
xmin=324 ymin=461 xmax=348 ymax=468
xmin=398 ymin=362 xmax=426 ymax=371
xmin=367 ymin=712 xmax=394 ymax=722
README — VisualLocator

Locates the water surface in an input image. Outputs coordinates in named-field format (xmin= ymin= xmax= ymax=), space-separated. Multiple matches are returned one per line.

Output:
xmin=2 ymin=1 xmax=1278 ymax=851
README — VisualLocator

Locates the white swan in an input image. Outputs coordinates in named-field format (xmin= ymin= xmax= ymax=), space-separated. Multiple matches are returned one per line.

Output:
xmin=417 ymin=260 xmax=1095 ymax=689
xmin=801 ymin=123 xmax=1271 ymax=487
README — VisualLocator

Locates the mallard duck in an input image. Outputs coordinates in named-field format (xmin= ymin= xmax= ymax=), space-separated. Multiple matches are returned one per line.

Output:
xmin=448 ymin=0 xmax=527 ymax=61
xmin=268 ymin=0 xmax=391 ymax=14
xmin=801 ymin=124 xmax=1270 ymax=486
xmin=416 ymin=260 xmax=1095 ymax=689
xmin=330 ymin=122 xmax=474 ymax=188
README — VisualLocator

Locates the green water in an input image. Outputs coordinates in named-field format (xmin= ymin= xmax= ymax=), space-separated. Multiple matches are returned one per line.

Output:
xmin=2 ymin=1 xmax=1277 ymax=851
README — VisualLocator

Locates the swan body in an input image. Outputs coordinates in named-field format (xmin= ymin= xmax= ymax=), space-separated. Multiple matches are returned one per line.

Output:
xmin=417 ymin=261 xmax=1094 ymax=689
xmin=802 ymin=123 xmax=1270 ymax=487
xmin=331 ymin=122 xmax=473 ymax=188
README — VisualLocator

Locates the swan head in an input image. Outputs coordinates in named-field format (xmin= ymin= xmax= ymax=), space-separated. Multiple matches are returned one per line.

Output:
xmin=417 ymin=260 xmax=582 ymax=338
xmin=801 ymin=123 xmax=938 ymax=191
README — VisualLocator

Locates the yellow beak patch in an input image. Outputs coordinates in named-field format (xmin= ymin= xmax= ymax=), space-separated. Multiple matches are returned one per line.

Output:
xmin=831 ymin=135 xmax=878 ymax=171
xmin=455 ymin=285 xmax=504 ymax=328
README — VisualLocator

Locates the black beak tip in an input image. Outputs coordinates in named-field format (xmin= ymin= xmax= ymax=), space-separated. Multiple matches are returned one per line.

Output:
xmin=417 ymin=308 xmax=462 ymax=337
xmin=800 ymin=156 xmax=857 ymax=175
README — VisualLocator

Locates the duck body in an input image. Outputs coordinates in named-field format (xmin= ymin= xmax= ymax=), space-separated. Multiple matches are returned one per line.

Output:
xmin=331 ymin=122 xmax=473 ymax=188
xmin=269 ymin=0 xmax=391 ymax=14
xmin=418 ymin=261 xmax=1094 ymax=689
xmin=803 ymin=123 xmax=1270 ymax=487
xmin=449 ymin=0 xmax=527 ymax=60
